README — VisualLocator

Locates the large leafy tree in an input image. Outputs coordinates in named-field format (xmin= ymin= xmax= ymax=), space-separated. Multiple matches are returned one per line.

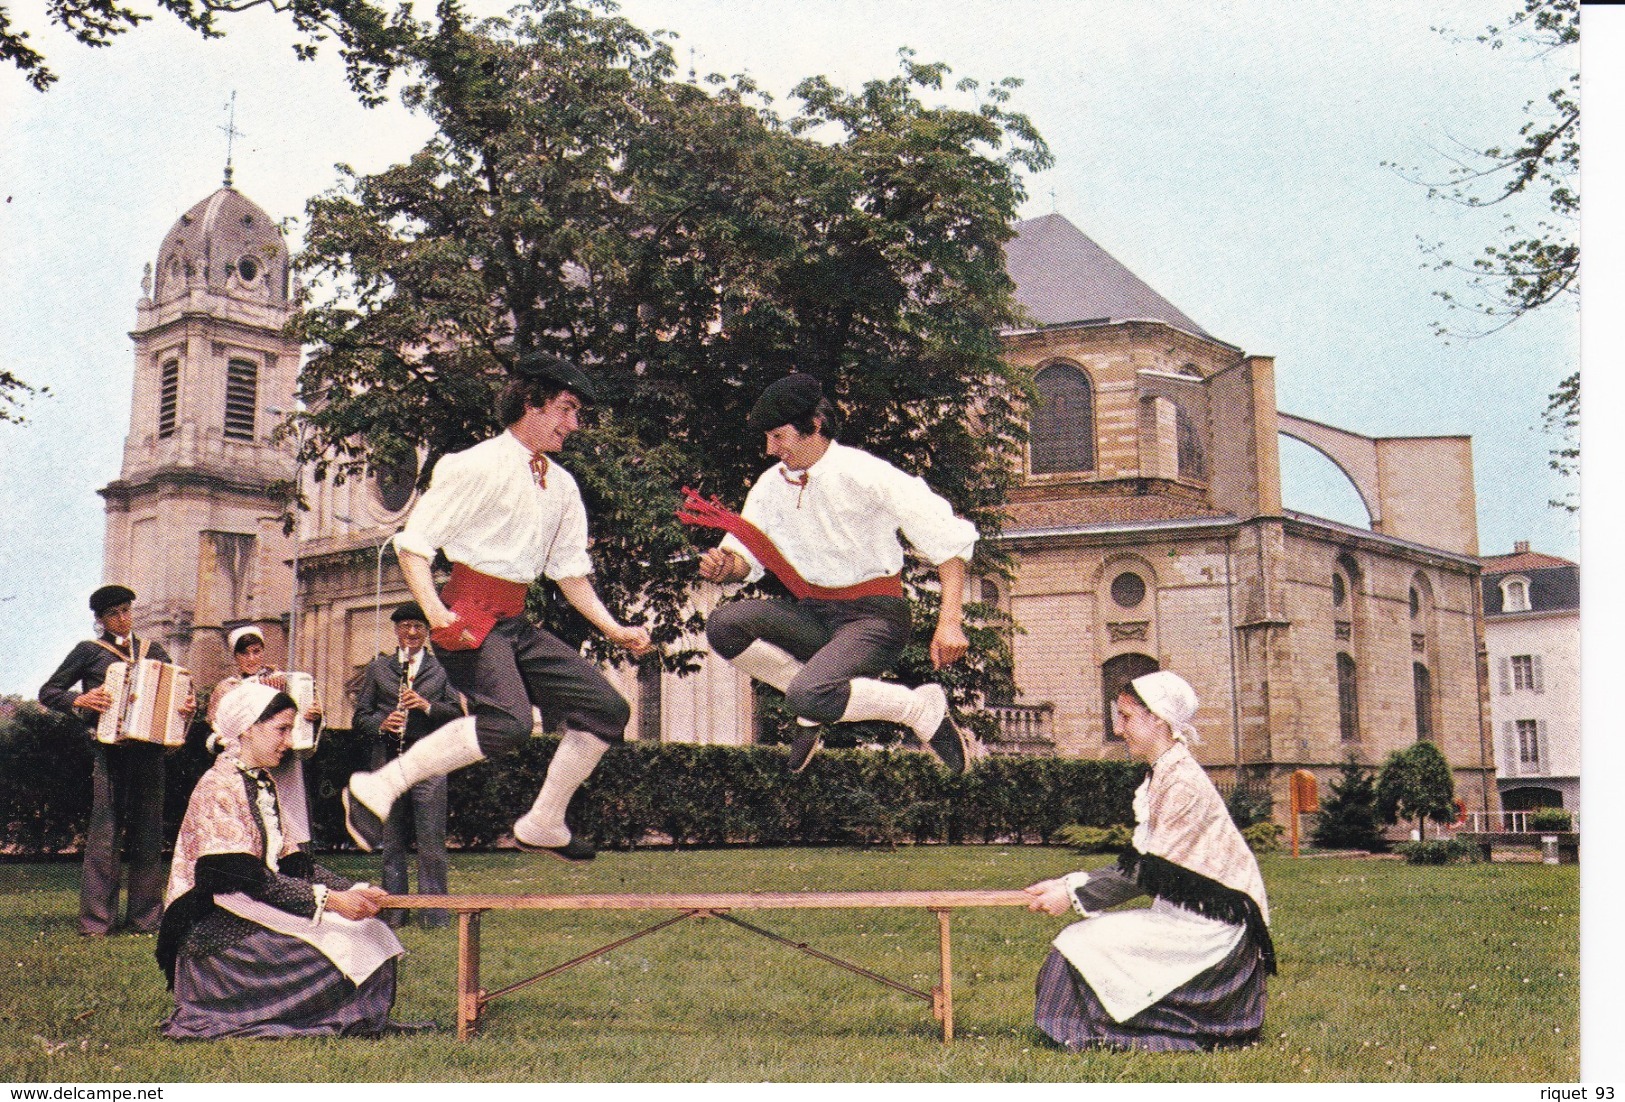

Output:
xmin=291 ymin=0 xmax=1049 ymax=715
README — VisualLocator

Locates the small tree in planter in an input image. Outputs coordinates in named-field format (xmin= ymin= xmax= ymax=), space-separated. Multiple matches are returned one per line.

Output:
xmin=1530 ymin=807 xmax=1574 ymax=832
xmin=1375 ymin=741 xmax=1457 ymax=842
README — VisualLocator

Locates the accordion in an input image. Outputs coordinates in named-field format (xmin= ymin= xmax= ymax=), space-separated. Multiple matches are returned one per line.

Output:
xmin=96 ymin=659 xmax=193 ymax=748
xmin=284 ymin=671 xmax=321 ymax=756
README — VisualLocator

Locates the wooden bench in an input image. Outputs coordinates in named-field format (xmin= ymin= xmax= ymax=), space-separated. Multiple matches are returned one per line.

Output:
xmin=379 ymin=890 xmax=1033 ymax=1041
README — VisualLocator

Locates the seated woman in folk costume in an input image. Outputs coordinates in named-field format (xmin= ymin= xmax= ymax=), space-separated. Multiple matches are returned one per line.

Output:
xmin=1022 ymin=670 xmax=1274 ymax=1052
xmin=156 ymin=682 xmax=431 ymax=1039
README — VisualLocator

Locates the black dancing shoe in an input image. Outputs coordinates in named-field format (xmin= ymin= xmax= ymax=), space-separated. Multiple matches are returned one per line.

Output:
xmin=787 ymin=725 xmax=823 ymax=773
xmin=342 ymin=784 xmax=387 ymax=853
xmin=927 ymin=714 xmax=969 ymax=775
xmin=513 ymin=832 xmax=597 ymax=862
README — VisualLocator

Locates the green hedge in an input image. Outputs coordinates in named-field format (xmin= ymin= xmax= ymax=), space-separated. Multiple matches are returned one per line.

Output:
xmin=0 ymin=705 xmax=1143 ymax=855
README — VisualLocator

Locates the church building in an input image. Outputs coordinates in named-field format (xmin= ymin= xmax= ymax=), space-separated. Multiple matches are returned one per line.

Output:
xmin=101 ymin=178 xmax=301 ymax=690
xmin=104 ymin=187 xmax=1498 ymax=820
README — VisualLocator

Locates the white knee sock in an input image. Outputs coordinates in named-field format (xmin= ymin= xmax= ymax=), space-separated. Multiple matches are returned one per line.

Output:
xmin=727 ymin=640 xmax=804 ymax=693
xmin=352 ymin=715 xmax=483 ymax=817
xmin=514 ymin=728 xmax=610 ymax=847
xmin=838 ymin=679 xmax=948 ymax=741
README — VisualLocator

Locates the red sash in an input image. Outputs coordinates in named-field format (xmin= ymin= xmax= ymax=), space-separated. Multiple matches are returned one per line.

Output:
xmin=676 ymin=487 xmax=904 ymax=601
xmin=432 ymin=564 xmax=530 ymax=651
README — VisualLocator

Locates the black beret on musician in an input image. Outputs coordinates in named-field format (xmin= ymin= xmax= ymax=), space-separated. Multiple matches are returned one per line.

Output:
xmin=747 ymin=373 xmax=824 ymax=433
xmin=89 ymin=584 xmax=136 ymax=616
xmin=391 ymin=601 xmax=429 ymax=624
xmin=513 ymin=350 xmax=597 ymax=404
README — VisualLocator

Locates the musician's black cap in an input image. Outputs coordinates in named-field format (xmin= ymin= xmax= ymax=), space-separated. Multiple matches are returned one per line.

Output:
xmin=747 ymin=373 xmax=824 ymax=433
xmin=513 ymin=350 xmax=597 ymax=404
xmin=89 ymin=585 xmax=135 ymax=617
xmin=391 ymin=601 xmax=429 ymax=624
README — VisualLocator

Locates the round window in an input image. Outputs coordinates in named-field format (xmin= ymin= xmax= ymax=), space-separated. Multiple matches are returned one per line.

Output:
xmin=237 ymin=256 xmax=259 ymax=282
xmin=1110 ymin=571 xmax=1146 ymax=609
xmin=372 ymin=450 xmax=419 ymax=514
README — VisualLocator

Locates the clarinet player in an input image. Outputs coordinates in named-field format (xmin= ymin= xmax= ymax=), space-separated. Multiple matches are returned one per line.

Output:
xmin=350 ymin=602 xmax=466 ymax=928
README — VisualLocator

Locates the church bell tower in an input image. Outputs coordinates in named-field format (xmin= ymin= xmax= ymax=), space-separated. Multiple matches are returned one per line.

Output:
xmin=99 ymin=178 xmax=302 ymax=685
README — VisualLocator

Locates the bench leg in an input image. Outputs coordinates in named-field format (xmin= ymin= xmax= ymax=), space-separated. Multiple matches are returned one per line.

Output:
xmin=934 ymin=909 xmax=953 ymax=1043
xmin=457 ymin=910 xmax=482 ymax=1040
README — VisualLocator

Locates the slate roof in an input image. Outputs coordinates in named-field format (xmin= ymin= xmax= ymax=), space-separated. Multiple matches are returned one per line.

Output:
xmin=1005 ymin=213 xmax=1212 ymax=338
xmin=1481 ymin=548 xmax=1579 ymax=615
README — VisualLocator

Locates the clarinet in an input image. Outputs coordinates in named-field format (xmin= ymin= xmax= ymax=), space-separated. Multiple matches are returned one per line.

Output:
xmin=392 ymin=658 xmax=414 ymax=758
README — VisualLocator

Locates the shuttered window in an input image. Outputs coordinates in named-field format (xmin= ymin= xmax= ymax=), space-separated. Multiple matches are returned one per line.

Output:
xmin=158 ymin=359 xmax=179 ymax=439
xmin=224 ymin=358 xmax=258 ymax=441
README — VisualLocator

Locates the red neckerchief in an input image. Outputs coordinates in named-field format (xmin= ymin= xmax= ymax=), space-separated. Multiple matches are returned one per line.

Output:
xmin=779 ymin=465 xmax=809 ymax=508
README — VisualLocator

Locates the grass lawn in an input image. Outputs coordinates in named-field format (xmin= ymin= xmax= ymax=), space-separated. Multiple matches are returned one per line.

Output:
xmin=0 ymin=846 xmax=1577 ymax=1082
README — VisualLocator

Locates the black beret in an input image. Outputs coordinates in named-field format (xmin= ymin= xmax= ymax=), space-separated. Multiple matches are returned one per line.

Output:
xmin=89 ymin=585 xmax=135 ymax=617
xmin=513 ymin=350 xmax=597 ymax=404
xmin=391 ymin=601 xmax=429 ymax=624
xmin=747 ymin=373 xmax=824 ymax=433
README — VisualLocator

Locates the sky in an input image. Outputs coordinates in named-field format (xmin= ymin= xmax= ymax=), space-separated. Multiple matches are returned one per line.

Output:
xmin=0 ymin=0 xmax=1618 ymax=1072
xmin=0 ymin=0 xmax=1582 ymax=700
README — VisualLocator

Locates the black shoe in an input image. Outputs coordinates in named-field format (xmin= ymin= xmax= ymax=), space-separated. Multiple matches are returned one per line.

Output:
xmin=787 ymin=725 xmax=822 ymax=773
xmin=927 ymin=714 xmax=969 ymax=775
xmin=376 ymin=1019 xmax=441 ymax=1037
xmin=342 ymin=785 xmax=387 ymax=853
xmin=513 ymin=832 xmax=597 ymax=862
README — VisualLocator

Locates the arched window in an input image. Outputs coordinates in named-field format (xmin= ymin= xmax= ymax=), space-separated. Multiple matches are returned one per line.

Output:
xmin=1413 ymin=662 xmax=1433 ymax=741
xmin=1030 ymin=363 xmax=1095 ymax=475
xmin=637 ymin=658 xmax=662 ymax=742
xmin=1102 ymin=653 xmax=1160 ymax=742
xmin=1176 ymin=405 xmax=1205 ymax=481
xmin=1501 ymin=577 xmax=1531 ymax=613
xmin=1337 ymin=652 xmax=1360 ymax=743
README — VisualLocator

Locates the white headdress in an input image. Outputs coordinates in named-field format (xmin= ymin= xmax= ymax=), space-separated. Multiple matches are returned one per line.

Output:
xmin=1130 ymin=670 xmax=1201 ymax=745
xmin=211 ymin=681 xmax=281 ymax=760
xmin=227 ymin=624 xmax=266 ymax=653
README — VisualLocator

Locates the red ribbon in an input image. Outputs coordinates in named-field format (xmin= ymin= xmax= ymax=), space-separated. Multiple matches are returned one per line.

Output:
xmin=676 ymin=487 xmax=903 ymax=601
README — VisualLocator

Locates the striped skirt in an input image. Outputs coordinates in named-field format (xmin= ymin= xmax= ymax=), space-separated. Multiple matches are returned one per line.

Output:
xmin=1034 ymin=932 xmax=1266 ymax=1053
xmin=161 ymin=921 xmax=396 ymax=1040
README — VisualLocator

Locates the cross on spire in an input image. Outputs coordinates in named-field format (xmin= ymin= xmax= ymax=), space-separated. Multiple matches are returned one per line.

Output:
xmin=219 ymin=92 xmax=245 ymax=187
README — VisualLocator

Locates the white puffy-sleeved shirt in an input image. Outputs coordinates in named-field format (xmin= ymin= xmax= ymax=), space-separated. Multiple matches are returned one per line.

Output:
xmin=719 ymin=441 xmax=978 ymax=590
xmin=394 ymin=431 xmax=593 ymax=585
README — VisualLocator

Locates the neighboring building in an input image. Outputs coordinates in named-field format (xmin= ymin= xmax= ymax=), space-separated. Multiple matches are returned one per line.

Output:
xmin=100 ymin=177 xmax=301 ymax=692
xmin=1481 ymin=542 xmax=1580 ymax=813
xmin=102 ymin=194 xmax=1499 ymax=820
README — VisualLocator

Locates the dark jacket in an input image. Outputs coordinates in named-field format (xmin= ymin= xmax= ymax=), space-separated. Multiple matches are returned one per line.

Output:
xmin=351 ymin=649 xmax=463 ymax=756
xmin=39 ymin=634 xmax=174 ymax=730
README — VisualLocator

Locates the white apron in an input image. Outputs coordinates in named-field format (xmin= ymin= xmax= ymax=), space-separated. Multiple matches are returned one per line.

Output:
xmin=217 ymin=893 xmax=404 ymax=985
xmin=1052 ymin=896 xmax=1243 ymax=1022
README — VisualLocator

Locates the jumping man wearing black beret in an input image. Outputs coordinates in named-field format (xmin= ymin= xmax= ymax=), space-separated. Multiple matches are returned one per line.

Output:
xmin=688 ymin=374 xmax=975 ymax=773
